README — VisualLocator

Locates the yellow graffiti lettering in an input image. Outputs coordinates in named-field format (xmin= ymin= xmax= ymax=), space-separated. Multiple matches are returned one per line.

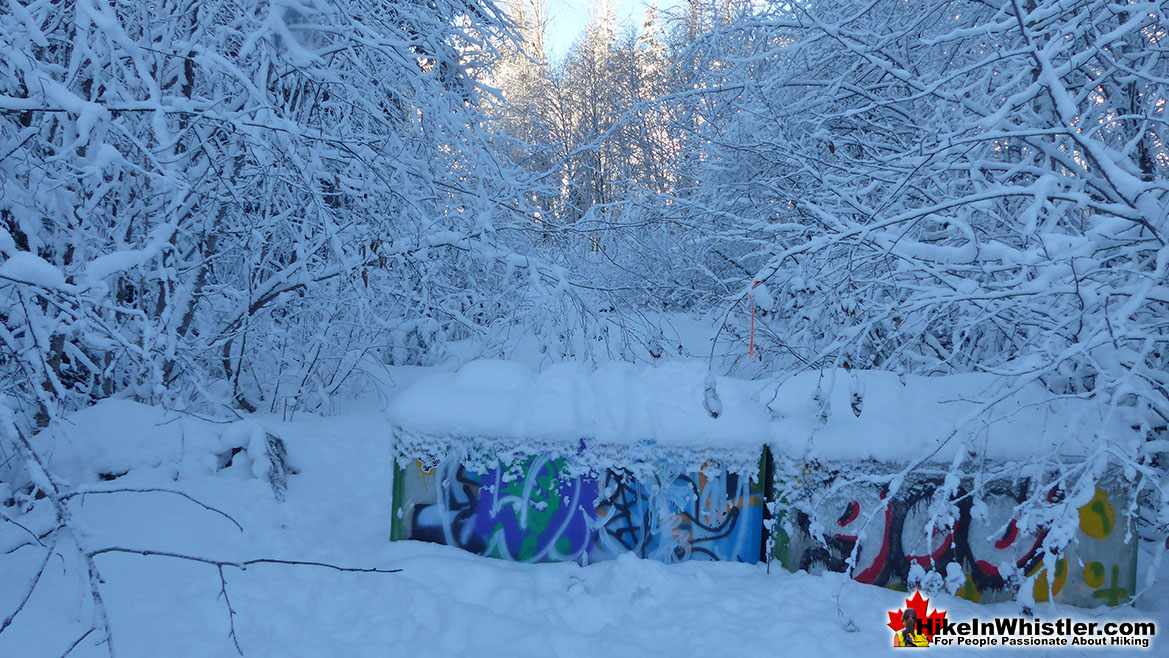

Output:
xmin=415 ymin=459 xmax=437 ymax=493
xmin=1083 ymin=561 xmax=1106 ymax=589
xmin=1030 ymin=558 xmax=1067 ymax=602
xmin=1077 ymin=488 xmax=1114 ymax=539
xmin=956 ymin=573 xmax=982 ymax=603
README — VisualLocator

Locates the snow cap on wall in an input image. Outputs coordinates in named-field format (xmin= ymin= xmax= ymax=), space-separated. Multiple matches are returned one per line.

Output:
xmin=766 ymin=369 xmax=1127 ymax=463
xmin=391 ymin=361 xmax=1129 ymax=468
xmin=388 ymin=359 xmax=772 ymax=472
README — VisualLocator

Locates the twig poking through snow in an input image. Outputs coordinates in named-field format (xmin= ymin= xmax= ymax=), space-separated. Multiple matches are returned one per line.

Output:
xmin=0 ymin=539 xmax=57 ymax=635
xmin=58 ymin=628 xmax=96 ymax=658
xmin=61 ymin=488 xmax=244 ymax=533
xmin=80 ymin=547 xmax=405 ymax=656
xmin=87 ymin=546 xmax=404 ymax=575
xmin=217 ymin=565 xmax=243 ymax=655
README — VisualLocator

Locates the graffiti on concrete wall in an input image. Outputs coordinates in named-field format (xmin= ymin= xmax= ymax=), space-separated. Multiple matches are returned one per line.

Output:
xmin=591 ymin=467 xmax=763 ymax=562
xmin=773 ymin=475 xmax=1137 ymax=608
xmin=390 ymin=448 xmax=1137 ymax=607
xmin=392 ymin=453 xmax=764 ymax=565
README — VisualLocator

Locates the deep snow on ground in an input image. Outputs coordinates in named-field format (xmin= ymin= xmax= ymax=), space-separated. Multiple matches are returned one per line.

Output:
xmin=2 ymin=369 xmax=1167 ymax=657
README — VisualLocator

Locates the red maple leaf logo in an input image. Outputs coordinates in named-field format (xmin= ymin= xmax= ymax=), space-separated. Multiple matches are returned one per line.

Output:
xmin=887 ymin=590 xmax=947 ymax=642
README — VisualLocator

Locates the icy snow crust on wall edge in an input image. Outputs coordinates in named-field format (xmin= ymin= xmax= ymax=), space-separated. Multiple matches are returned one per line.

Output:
xmin=391 ymin=430 xmax=767 ymax=481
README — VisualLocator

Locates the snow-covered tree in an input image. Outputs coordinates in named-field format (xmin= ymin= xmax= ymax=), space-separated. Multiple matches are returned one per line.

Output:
xmin=0 ymin=0 xmax=596 ymax=424
xmin=655 ymin=0 xmax=1168 ymax=549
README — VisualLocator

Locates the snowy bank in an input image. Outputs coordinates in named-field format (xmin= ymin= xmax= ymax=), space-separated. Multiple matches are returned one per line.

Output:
xmin=2 ymin=397 xmax=1160 ymax=657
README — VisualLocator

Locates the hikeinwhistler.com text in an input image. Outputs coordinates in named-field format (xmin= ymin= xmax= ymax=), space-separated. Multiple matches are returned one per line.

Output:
xmin=922 ymin=617 xmax=1156 ymax=648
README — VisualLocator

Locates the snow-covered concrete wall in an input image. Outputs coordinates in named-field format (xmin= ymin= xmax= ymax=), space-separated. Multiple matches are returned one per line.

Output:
xmin=387 ymin=360 xmax=1140 ymax=607
xmin=391 ymin=453 xmax=765 ymax=564
xmin=772 ymin=469 xmax=1137 ymax=608
xmin=389 ymin=450 xmax=1137 ymax=607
